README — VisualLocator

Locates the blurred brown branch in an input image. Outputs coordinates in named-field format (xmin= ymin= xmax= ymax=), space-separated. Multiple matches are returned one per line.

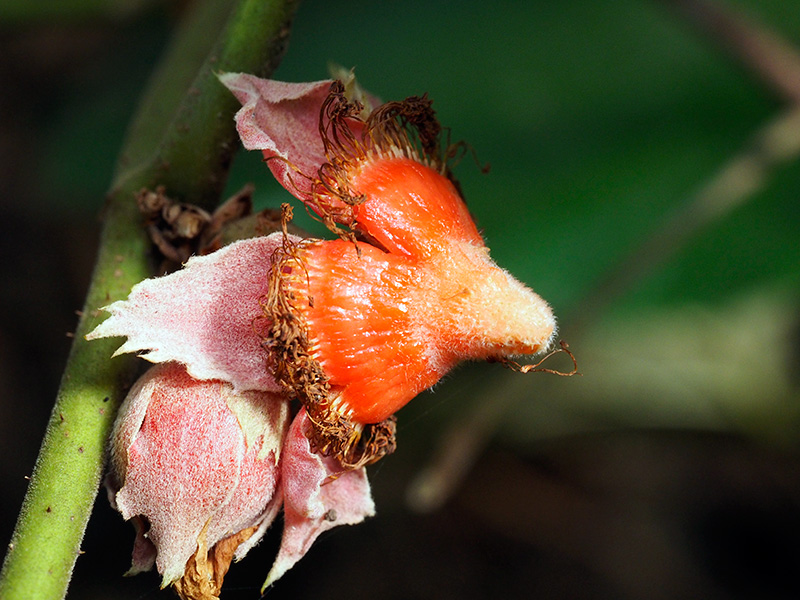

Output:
xmin=660 ymin=0 xmax=800 ymax=104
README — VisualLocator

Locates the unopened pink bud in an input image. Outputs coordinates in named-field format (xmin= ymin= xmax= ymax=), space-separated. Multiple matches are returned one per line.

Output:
xmin=107 ymin=362 xmax=289 ymax=598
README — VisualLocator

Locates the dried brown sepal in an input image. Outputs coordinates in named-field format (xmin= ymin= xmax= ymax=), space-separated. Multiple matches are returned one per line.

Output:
xmin=137 ymin=185 xmax=254 ymax=272
xmin=197 ymin=184 xmax=254 ymax=252
xmin=304 ymin=405 xmax=397 ymax=470
xmin=173 ymin=524 xmax=258 ymax=600
xmin=259 ymin=206 xmax=396 ymax=468
xmin=496 ymin=340 xmax=580 ymax=376
xmin=214 ymin=207 xmax=308 ymax=248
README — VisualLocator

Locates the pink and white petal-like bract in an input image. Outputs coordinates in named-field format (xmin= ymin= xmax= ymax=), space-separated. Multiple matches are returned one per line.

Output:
xmin=88 ymin=235 xmax=295 ymax=393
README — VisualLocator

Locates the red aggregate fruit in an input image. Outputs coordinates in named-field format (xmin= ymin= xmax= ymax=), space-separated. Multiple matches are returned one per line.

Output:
xmin=223 ymin=74 xmax=556 ymax=466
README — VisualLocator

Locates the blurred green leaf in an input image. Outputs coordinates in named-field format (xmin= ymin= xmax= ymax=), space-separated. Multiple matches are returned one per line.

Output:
xmin=0 ymin=0 xmax=157 ymax=23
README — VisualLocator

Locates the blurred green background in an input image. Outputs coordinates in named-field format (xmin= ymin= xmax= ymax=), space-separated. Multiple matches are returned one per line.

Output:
xmin=1 ymin=0 xmax=798 ymax=598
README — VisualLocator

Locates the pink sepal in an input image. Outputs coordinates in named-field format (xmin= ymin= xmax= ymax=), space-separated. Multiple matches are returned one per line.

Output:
xmin=263 ymin=410 xmax=375 ymax=588
xmin=219 ymin=73 xmax=333 ymax=201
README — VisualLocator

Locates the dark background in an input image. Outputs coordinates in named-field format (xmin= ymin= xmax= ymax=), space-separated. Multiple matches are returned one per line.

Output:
xmin=1 ymin=0 xmax=799 ymax=598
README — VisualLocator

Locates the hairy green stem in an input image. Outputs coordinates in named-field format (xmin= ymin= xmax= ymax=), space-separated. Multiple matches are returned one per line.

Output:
xmin=0 ymin=0 xmax=299 ymax=597
xmin=115 ymin=0 xmax=299 ymax=207
xmin=0 ymin=195 xmax=150 ymax=600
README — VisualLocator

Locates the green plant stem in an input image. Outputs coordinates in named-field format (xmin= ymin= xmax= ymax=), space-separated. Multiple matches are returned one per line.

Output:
xmin=0 ymin=0 xmax=299 ymax=598
xmin=0 ymin=196 xmax=150 ymax=600
xmin=115 ymin=0 xmax=299 ymax=208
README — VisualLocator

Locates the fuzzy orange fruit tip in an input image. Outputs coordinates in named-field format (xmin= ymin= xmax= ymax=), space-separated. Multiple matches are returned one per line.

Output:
xmin=287 ymin=158 xmax=555 ymax=425
xmin=223 ymin=75 xmax=557 ymax=467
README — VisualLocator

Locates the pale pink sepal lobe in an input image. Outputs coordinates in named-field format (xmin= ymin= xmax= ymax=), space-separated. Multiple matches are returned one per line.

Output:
xmin=263 ymin=410 xmax=375 ymax=589
xmin=87 ymin=234 xmax=295 ymax=393
xmin=128 ymin=516 xmax=158 ymax=576
xmin=219 ymin=73 xmax=333 ymax=201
